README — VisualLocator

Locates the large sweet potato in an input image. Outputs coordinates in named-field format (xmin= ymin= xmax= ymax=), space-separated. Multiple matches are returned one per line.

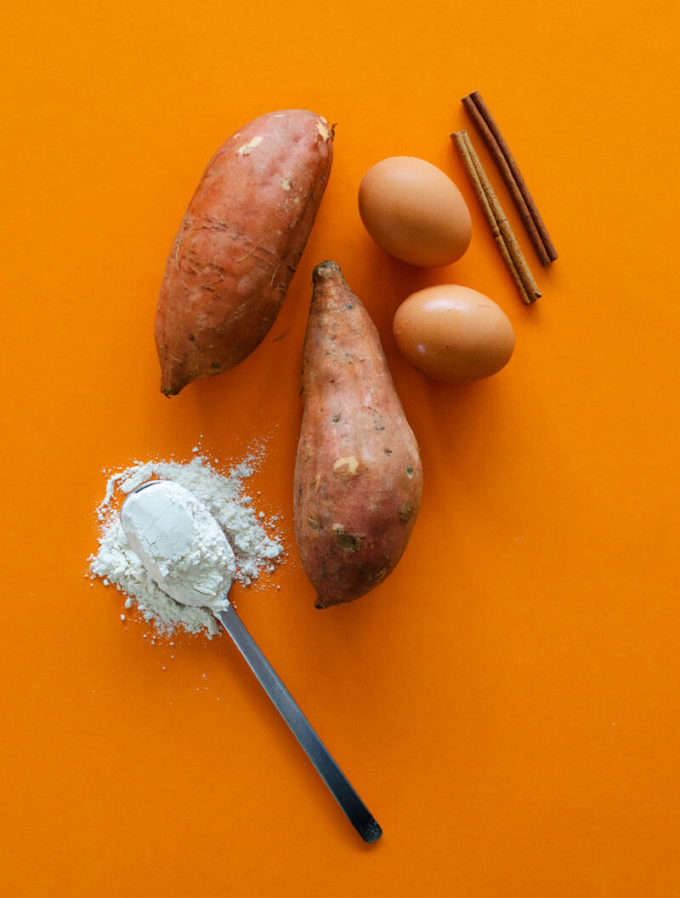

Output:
xmin=155 ymin=109 xmax=334 ymax=395
xmin=294 ymin=260 xmax=423 ymax=608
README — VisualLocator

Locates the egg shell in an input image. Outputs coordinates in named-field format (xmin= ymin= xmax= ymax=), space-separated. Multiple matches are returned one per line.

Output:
xmin=358 ymin=156 xmax=472 ymax=267
xmin=393 ymin=284 xmax=515 ymax=383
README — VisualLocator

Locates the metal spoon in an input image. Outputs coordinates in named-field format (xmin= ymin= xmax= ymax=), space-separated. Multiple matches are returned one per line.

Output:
xmin=120 ymin=480 xmax=382 ymax=843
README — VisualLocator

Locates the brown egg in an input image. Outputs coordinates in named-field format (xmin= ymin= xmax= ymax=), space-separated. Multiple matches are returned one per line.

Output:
xmin=393 ymin=284 xmax=515 ymax=383
xmin=358 ymin=156 xmax=472 ymax=267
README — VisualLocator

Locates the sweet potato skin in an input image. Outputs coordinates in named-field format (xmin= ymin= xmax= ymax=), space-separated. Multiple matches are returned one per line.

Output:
xmin=155 ymin=110 xmax=334 ymax=395
xmin=294 ymin=260 xmax=423 ymax=608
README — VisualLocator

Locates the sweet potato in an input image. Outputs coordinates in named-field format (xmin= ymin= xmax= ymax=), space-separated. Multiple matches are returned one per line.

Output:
xmin=294 ymin=260 xmax=423 ymax=608
xmin=155 ymin=109 xmax=334 ymax=395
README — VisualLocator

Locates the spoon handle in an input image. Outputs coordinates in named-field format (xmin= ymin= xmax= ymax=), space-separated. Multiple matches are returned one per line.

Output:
xmin=217 ymin=602 xmax=382 ymax=843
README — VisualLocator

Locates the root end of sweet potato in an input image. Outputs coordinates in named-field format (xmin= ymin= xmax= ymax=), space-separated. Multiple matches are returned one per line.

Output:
xmin=159 ymin=367 xmax=188 ymax=397
xmin=314 ymin=593 xmax=357 ymax=610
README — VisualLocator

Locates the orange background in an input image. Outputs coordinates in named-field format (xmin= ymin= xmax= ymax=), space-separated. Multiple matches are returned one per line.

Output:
xmin=2 ymin=1 xmax=679 ymax=895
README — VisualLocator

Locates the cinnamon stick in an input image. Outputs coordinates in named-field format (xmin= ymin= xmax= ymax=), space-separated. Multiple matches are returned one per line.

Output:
xmin=463 ymin=133 xmax=541 ymax=301
xmin=451 ymin=130 xmax=540 ymax=304
xmin=461 ymin=95 xmax=551 ymax=267
xmin=452 ymin=132 xmax=532 ymax=304
xmin=462 ymin=91 xmax=557 ymax=265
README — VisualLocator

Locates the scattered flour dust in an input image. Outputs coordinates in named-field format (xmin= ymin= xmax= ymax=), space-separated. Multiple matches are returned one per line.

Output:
xmin=89 ymin=444 xmax=284 ymax=637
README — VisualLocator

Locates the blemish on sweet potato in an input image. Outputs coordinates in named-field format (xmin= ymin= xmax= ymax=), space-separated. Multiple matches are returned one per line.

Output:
xmin=333 ymin=455 xmax=359 ymax=475
xmin=237 ymin=135 xmax=263 ymax=155
xmin=337 ymin=533 xmax=360 ymax=552
xmin=399 ymin=502 xmax=415 ymax=523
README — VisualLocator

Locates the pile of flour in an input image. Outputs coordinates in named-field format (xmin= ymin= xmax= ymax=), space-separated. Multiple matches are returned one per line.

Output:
xmin=89 ymin=448 xmax=284 ymax=636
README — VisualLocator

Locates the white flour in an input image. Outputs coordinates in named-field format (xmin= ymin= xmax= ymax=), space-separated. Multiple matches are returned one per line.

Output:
xmin=89 ymin=448 xmax=284 ymax=636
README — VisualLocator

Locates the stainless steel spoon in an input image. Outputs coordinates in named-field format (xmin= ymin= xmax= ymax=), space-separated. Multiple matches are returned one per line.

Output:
xmin=120 ymin=479 xmax=382 ymax=843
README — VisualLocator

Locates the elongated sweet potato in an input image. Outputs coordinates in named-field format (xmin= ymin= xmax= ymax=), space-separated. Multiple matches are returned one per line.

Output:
xmin=155 ymin=109 xmax=334 ymax=395
xmin=294 ymin=260 xmax=423 ymax=608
